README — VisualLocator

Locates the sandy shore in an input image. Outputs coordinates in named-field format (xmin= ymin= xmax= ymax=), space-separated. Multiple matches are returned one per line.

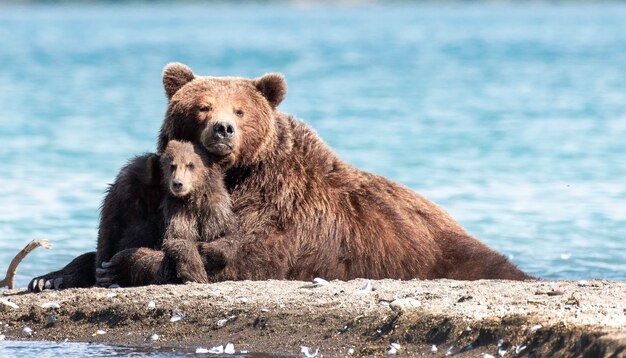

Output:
xmin=1 ymin=279 xmax=625 ymax=357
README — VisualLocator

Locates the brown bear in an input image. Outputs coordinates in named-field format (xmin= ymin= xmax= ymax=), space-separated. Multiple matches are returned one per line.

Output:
xmin=29 ymin=63 xmax=531 ymax=292
xmin=103 ymin=63 xmax=532 ymax=283
xmin=149 ymin=140 xmax=233 ymax=284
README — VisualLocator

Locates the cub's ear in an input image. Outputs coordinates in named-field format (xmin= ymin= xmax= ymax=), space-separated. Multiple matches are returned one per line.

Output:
xmin=145 ymin=153 xmax=162 ymax=185
xmin=163 ymin=63 xmax=195 ymax=100
xmin=254 ymin=73 xmax=286 ymax=108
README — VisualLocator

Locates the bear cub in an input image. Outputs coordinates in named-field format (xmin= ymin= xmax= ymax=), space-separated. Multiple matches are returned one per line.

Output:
xmin=160 ymin=140 xmax=234 ymax=283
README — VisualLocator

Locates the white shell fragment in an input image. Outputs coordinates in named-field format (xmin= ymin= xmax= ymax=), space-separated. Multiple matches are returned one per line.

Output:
xmin=41 ymin=302 xmax=61 ymax=309
xmin=224 ymin=343 xmax=235 ymax=354
xmin=0 ymin=334 xmax=5 ymax=340
xmin=0 ymin=299 xmax=19 ymax=309
xmin=216 ymin=318 xmax=228 ymax=327
xmin=300 ymin=346 xmax=319 ymax=357
xmin=22 ymin=327 xmax=33 ymax=335
xmin=240 ymin=350 xmax=249 ymax=354
xmin=92 ymin=329 xmax=106 ymax=336
xmin=515 ymin=345 xmax=527 ymax=354
xmin=208 ymin=345 xmax=224 ymax=354
xmin=357 ymin=280 xmax=373 ymax=294
xmin=484 ymin=354 xmax=495 ymax=358
xmin=530 ymin=324 xmax=542 ymax=331
xmin=170 ymin=313 xmax=185 ymax=322
xmin=147 ymin=301 xmax=156 ymax=309
xmin=312 ymin=277 xmax=330 ymax=286
xmin=239 ymin=297 xmax=248 ymax=304
xmin=390 ymin=298 xmax=422 ymax=311
xmin=196 ymin=347 xmax=209 ymax=354
xmin=431 ymin=345 xmax=438 ymax=352
xmin=148 ymin=334 xmax=159 ymax=341
xmin=498 ymin=347 xmax=508 ymax=357
xmin=348 ymin=347 xmax=355 ymax=354
xmin=387 ymin=342 xmax=401 ymax=354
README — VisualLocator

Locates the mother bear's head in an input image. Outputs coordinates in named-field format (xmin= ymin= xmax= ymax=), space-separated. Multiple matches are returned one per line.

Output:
xmin=158 ymin=63 xmax=287 ymax=168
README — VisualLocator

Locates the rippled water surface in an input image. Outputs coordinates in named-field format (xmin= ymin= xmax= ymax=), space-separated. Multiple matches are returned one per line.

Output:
xmin=1 ymin=3 xmax=625 ymax=290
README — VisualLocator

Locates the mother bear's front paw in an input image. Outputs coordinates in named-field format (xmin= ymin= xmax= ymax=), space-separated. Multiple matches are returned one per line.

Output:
xmin=28 ymin=274 xmax=64 ymax=292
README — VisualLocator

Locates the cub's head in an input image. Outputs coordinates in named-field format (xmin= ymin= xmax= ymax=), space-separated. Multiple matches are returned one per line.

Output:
xmin=158 ymin=63 xmax=286 ymax=167
xmin=161 ymin=140 xmax=210 ymax=198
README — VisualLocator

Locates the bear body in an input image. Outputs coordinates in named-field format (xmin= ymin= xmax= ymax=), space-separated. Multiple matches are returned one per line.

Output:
xmin=29 ymin=63 xmax=530 ymax=292
xmin=159 ymin=140 xmax=234 ymax=284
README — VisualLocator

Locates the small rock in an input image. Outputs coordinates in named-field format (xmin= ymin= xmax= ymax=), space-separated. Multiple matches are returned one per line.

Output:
xmin=147 ymin=301 xmax=156 ymax=309
xmin=301 ymin=345 xmax=319 ymax=357
xmin=240 ymin=350 xmax=249 ymax=354
xmin=216 ymin=318 xmax=228 ymax=327
xmin=47 ymin=315 xmax=57 ymax=325
xmin=170 ymin=313 xmax=185 ymax=322
xmin=312 ymin=277 xmax=330 ymax=286
xmin=390 ymin=298 xmax=422 ymax=311
xmin=148 ymin=334 xmax=159 ymax=341
xmin=484 ymin=354 xmax=495 ymax=358
xmin=0 ymin=334 xmax=5 ymax=340
xmin=41 ymin=302 xmax=61 ymax=309
xmin=515 ymin=345 xmax=527 ymax=354
xmin=22 ymin=327 xmax=33 ymax=336
xmin=431 ymin=345 xmax=438 ymax=352
xmin=497 ymin=339 xmax=504 ymax=348
xmin=208 ymin=345 xmax=224 ymax=354
xmin=260 ymin=308 xmax=269 ymax=312
xmin=464 ymin=326 xmax=472 ymax=332
xmin=224 ymin=343 xmax=235 ymax=354
xmin=530 ymin=324 xmax=542 ymax=332
xmin=92 ymin=329 xmax=106 ymax=336
xmin=577 ymin=280 xmax=589 ymax=286
xmin=498 ymin=347 xmax=507 ymax=357
xmin=0 ymin=299 xmax=19 ymax=309
xmin=239 ymin=297 xmax=248 ymax=304
xmin=278 ymin=304 xmax=286 ymax=309
xmin=106 ymin=293 xmax=117 ymax=298
xmin=108 ymin=284 xmax=121 ymax=289
xmin=357 ymin=280 xmax=373 ymax=294
xmin=196 ymin=347 xmax=209 ymax=354
xmin=348 ymin=347 xmax=355 ymax=354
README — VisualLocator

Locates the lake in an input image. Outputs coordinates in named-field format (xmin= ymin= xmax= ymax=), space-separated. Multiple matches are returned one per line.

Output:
xmin=0 ymin=2 xmax=625 ymax=292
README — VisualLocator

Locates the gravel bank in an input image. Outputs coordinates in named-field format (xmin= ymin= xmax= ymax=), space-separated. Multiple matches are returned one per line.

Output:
xmin=1 ymin=279 xmax=625 ymax=357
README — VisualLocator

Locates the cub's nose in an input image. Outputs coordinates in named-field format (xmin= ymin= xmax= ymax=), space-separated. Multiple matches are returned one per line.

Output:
xmin=172 ymin=180 xmax=183 ymax=191
xmin=213 ymin=121 xmax=235 ymax=139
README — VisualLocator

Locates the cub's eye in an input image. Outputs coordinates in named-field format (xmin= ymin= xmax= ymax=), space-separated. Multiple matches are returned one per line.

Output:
xmin=234 ymin=109 xmax=244 ymax=117
xmin=170 ymin=164 xmax=177 ymax=171
xmin=198 ymin=105 xmax=212 ymax=112
xmin=187 ymin=163 xmax=194 ymax=170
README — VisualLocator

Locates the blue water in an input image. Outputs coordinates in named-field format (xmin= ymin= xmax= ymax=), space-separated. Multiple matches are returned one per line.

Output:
xmin=1 ymin=3 xmax=625 ymax=292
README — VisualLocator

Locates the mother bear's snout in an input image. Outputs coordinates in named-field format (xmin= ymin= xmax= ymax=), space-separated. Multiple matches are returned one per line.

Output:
xmin=213 ymin=121 xmax=235 ymax=139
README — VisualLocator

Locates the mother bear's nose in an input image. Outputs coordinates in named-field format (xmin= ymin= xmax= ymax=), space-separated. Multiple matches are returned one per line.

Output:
xmin=213 ymin=121 xmax=235 ymax=139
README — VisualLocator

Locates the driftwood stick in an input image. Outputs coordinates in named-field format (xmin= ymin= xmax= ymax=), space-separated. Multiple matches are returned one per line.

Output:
xmin=0 ymin=239 xmax=52 ymax=289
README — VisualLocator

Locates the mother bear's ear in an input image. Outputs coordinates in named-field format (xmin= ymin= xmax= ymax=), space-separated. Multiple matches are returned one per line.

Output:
xmin=163 ymin=63 xmax=195 ymax=100
xmin=254 ymin=73 xmax=287 ymax=108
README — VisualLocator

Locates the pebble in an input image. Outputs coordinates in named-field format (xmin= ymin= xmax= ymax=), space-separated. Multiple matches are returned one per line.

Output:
xmin=530 ymin=324 xmax=542 ymax=332
xmin=431 ymin=345 xmax=438 ymax=352
xmin=312 ymin=277 xmax=330 ymax=286
xmin=216 ymin=318 xmax=228 ymax=327
xmin=348 ymin=347 xmax=355 ymax=354
xmin=387 ymin=342 xmax=401 ymax=355
xmin=147 ymin=301 xmax=156 ymax=309
xmin=577 ymin=280 xmax=589 ymax=286
xmin=41 ymin=302 xmax=61 ymax=309
xmin=196 ymin=347 xmax=209 ymax=354
xmin=356 ymin=280 xmax=373 ymax=294
xmin=224 ymin=343 xmax=235 ymax=354
xmin=106 ymin=293 xmax=117 ymax=298
xmin=0 ymin=334 xmax=5 ymax=340
xmin=0 ymin=299 xmax=19 ymax=309
xmin=484 ymin=354 xmax=495 ymax=358
xmin=300 ymin=346 xmax=319 ymax=357
xmin=498 ymin=348 xmax=507 ymax=356
xmin=93 ymin=329 xmax=106 ymax=336
xmin=515 ymin=345 xmax=527 ymax=354
xmin=170 ymin=313 xmax=185 ymax=322
xmin=389 ymin=298 xmax=422 ymax=311
xmin=148 ymin=334 xmax=159 ymax=341
xmin=240 ymin=351 xmax=249 ymax=354
xmin=22 ymin=327 xmax=33 ymax=336
xmin=47 ymin=315 xmax=57 ymax=325
xmin=208 ymin=345 xmax=224 ymax=354
xmin=239 ymin=297 xmax=248 ymax=304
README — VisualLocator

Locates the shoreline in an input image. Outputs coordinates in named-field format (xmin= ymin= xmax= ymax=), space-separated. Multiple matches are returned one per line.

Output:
xmin=1 ymin=279 xmax=625 ymax=356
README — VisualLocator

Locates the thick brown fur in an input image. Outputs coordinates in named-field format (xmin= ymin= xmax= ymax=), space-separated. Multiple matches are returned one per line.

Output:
xmin=159 ymin=140 xmax=234 ymax=284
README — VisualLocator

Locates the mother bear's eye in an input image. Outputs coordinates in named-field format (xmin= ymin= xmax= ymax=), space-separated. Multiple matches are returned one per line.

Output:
xmin=198 ymin=105 xmax=212 ymax=112
xmin=170 ymin=164 xmax=177 ymax=171
xmin=234 ymin=109 xmax=244 ymax=117
xmin=187 ymin=163 xmax=194 ymax=170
